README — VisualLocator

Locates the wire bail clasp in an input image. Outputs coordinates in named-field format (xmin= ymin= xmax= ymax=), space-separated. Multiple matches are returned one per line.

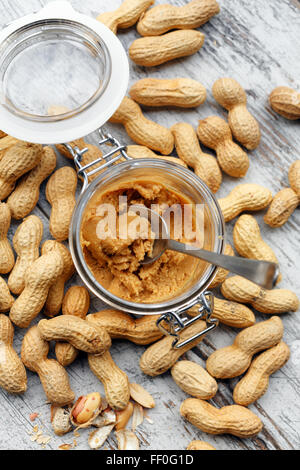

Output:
xmin=64 ymin=127 xmax=132 ymax=193
xmin=156 ymin=291 xmax=218 ymax=349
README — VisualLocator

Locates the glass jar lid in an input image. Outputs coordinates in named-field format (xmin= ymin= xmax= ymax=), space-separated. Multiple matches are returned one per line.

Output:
xmin=0 ymin=1 xmax=129 ymax=144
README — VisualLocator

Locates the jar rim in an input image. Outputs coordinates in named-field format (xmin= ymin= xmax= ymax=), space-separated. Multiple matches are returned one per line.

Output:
xmin=69 ymin=159 xmax=226 ymax=315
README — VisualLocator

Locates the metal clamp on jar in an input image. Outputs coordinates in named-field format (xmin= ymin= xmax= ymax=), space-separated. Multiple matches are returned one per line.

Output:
xmin=0 ymin=1 xmax=278 ymax=348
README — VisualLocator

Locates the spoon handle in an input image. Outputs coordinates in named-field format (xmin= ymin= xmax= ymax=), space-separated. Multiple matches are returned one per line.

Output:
xmin=167 ymin=240 xmax=279 ymax=290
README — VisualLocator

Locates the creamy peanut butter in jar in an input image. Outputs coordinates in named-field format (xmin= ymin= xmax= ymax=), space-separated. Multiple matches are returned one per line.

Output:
xmin=80 ymin=176 xmax=215 ymax=304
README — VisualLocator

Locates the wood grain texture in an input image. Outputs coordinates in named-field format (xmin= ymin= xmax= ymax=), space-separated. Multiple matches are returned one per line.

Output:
xmin=0 ymin=0 xmax=299 ymax=451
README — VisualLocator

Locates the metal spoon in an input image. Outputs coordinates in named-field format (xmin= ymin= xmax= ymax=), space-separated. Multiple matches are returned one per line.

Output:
xmin=137 ymin=207 xmax=279 ymax=290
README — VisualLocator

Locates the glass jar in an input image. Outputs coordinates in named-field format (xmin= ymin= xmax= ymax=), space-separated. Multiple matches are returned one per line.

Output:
xmin=70 ymin=157 xmax=225 ymax=317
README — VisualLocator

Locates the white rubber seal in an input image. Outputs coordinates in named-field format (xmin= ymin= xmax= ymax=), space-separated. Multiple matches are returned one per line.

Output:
xmin=0 ymin=1 xmax=129 ymax=144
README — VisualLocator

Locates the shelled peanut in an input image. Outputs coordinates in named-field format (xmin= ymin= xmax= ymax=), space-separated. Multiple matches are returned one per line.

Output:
xmin=8 ymin=215 xmax=43 ymax=295
xmin=41 ymin=241 xmax=75 ymax=317
xmin=186 ymin=441 xmax=216 ymax=451
xmin=218 ymin=184 xmax=273 ymax=222
xmin=71 ymin=392 xmax=102 ymax=427
xmin=0 ymin=142 xmax=42 ymax=200
xmin=233 ymin=215 xmax=280 ymax=276
xmin=212 ymin=78 xmax=261 ymax=149
xmin=0 ymin=277 xmax=14 ymax=312
xmin=197 ymin=116 xmax=249 ymax=177
xmin=56 ymin=286 xmax=90 ymax=366
xmin=126 ymin=145 xmax=187 ymax=167
xmin=110 ymin=97 xmax=174 ymax=155
xmin=0 ymin=203 xmax=14 ymax=274
xmin=140 ymin=320 xmax=207 ymax=376
xmin=180 ymin=399 xmax=263 ymax=438
xmin=171 ymin=122 xmax=222 ymax=193
xmin=209 ymin=244 xmax=234 ymax=288
xmin=7 ymin=146 xmax=56 ymax=219
xmin=46 ymin=166 xmax=77 ymax=241
xmin=87 ymin=310 xmax=163 ymax=345
xmin=221 ymin=276 xmax=299 ymax=314
xmin=269 ymin=86 xmax=300 ymax=120
xmin=0 ymin=314 xmax=27 ymax=394
xmin=88 ymin=351 xmax=130 ymax=410
xmin=38 ymin=316 xmax=111 ymax=354
xmin=188 ymin=297 xmax=255 ymax=329
xmin=97 ymin=0 xmax=154 ymax=34
xmin=264 ymin=160 xmax=300 ymax=227
xmin=9 ymin=252 xmax=64 ymax=328
xmin=137 ymin=0 xmax=220 ymax=36
xmin=206 ymin=316 xmax=284 ymax=379
xmin=171 ymin=360 xmax=218 ymax=399
xmin=233 ymin=341 xmax=290 ymax=406
xmin=21 ymin=325 xmax=75 ymax=405
xmin=129 ymin=30 xmax=205 ymax=67
xmin=130 ymin=78 xmax=206 ymax=108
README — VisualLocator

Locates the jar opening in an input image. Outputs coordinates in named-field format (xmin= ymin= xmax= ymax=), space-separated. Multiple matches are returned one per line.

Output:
xmin=70 ymin=160 xmax=225 ymax=316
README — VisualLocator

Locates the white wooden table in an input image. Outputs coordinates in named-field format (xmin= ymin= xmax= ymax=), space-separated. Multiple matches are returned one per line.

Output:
xmin=0 ymin=0 xmax=299 ymax=451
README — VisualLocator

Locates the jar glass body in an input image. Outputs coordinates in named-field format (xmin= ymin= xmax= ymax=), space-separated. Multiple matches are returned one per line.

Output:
xmin=69 ymin=159 xmax=225 ymax=316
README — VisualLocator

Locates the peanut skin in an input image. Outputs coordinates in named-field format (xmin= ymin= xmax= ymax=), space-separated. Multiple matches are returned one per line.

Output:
xmin=0 ymin=203 xmax=14 ymax=274
xmin=221 ymin=276 xmax=299 ymax=314
xmin=8 ymin=215 xmax=43 ymax=295
xmin=206 ymin=316 xmax=284 ymax=379
xmin=9 ymin=252 xmax=64 ymax=328
xmin=129 ymin=30 xmax=205 ymax=67
xmin=233 ymin=341 xmax=290 ymax=406
xmin=41 ymin=241 xmax=75 ymax=317
xmin=137 ymin=0 xmax=220 ymax=36
xmin=269 ymin=86 xmax=300 ymax=120
xmin=0 ymin=314 xmax=27 ymax=393
xmin=130 ymin=78 xmax=206 ymax=108
xmin=87 ymin=310 xmax=163 ymax=345
xmin=140 ymin=320 xmax=207 ymax=376
xmin=180 ymin=399 xmax=263 ymax=438
xmin=97 ymin=0 xmax=154 ymax=34
xmin=0 ymin=142 xmax=42 ymax=200
xmin=212 ymin=78 xmax=261 ymax=150
xmin=7 ymin=146 xmax=56 ymax=219
xmin=171 ymin=361 xmax=218 ymax=399
xmin=110 ymin=97 xmax=174 ymax=155
xmin=197 ymin=116 xmax=249 ymax=178
xmin=46 ymin=166 xmax=77 ymax=242
xmin=88 ymin=350 xmax=130 ymax=410
xmin=218 ymin=184 xmax=273 ymax=222
xmin=38 ymin=316 xmax=111 ymax=354
xmin=171 ymin=122 xmax=222 ymax=193
xmin=21 ymin=325 xmax=74 ymax=405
